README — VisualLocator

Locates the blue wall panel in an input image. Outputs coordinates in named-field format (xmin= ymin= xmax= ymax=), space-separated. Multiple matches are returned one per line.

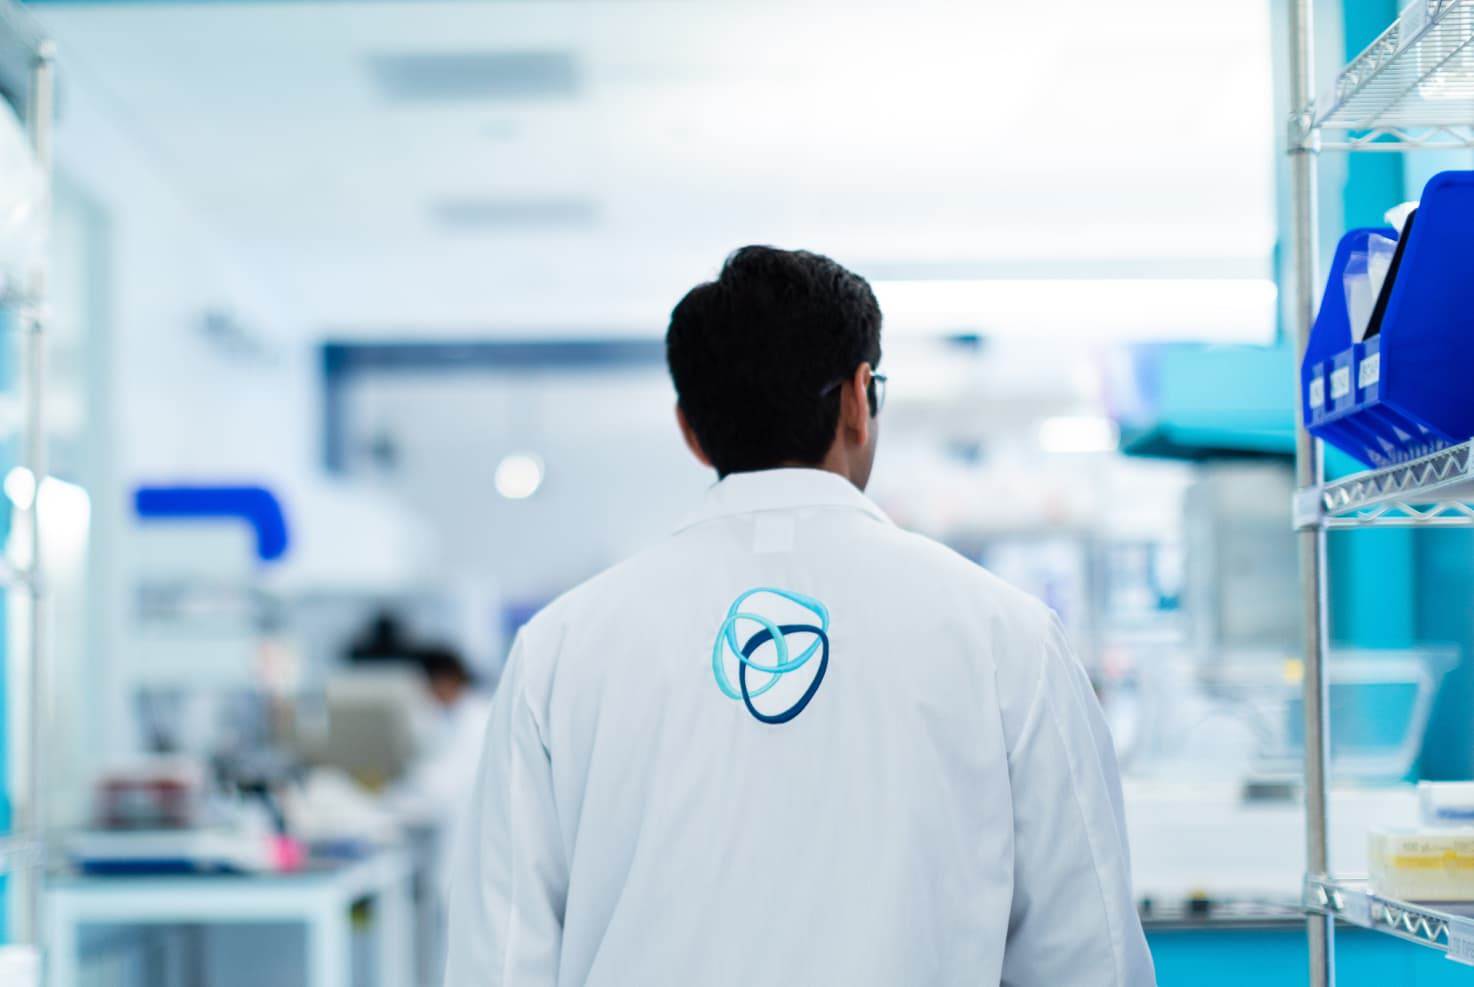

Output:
xmin=1148 ymin=927 xmax=1474 ymax=985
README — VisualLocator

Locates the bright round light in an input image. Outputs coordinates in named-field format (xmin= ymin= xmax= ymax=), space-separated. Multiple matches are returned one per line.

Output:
xmin=494 ymin=453 xmax=544 ymax=500
xmin=4 ymin=466 xmax=36 ymax=509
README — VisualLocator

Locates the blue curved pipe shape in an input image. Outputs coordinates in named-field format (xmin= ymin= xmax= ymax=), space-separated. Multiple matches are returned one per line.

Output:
xmin=133 ymin=485 xmax=290 ymax=563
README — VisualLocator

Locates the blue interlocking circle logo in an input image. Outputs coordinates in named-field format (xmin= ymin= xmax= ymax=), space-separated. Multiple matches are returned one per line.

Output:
xmin=711 ymin=587 xmax=830 ymax=725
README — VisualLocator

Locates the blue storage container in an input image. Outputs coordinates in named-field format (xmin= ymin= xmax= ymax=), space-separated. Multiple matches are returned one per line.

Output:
xmin=1301 ymin=228 xmax=1396 ymax=467
xmin=1301 ymin=171 xmax=1474 ymax=468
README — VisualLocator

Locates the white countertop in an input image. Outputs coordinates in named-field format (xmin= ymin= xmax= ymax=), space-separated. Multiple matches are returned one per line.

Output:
xmin=1123 ymin=780 xmax=1420 ymax=902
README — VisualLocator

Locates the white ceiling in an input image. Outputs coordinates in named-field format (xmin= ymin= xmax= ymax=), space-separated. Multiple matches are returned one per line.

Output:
xmin=35 ymin=0 xmax=1278 ymax=339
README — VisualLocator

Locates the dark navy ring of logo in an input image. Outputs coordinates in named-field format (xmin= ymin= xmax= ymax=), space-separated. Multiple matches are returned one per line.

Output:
xmin=738 ymin=623 xmax=830 ymax=725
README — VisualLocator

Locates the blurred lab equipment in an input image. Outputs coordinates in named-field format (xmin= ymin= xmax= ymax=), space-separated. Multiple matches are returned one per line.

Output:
xmin=1182 ymin=463 xmax=1300 ymax=661
xmin=1117 ymin=462 xmax=1454 ymax=785
xmin=67 ymin=751 xmax=305 ymax=877
xmin=1365 ymin=782 xmax=1474 ymax=902
xmin=92 ymin=758 xmax=201 ymax=831
xmin=0 ymin=86 xmax=44 ymax=285
xmin=976 ymin=531 xmax=1183 ymax=681
xmin=1228 ymin=646 xmax=1454 ymax=783
xmin=65 ymin=827 xmax=283 ymax=877
xmin=1126 ymin=782 xmax=1420 ymax=907
xmin=280 ymin=768 xmax=402 ymax=849
xmin=0 ymin=947 xmax=39 ymax=987
xmin=1112 ymin=462 xmax=1297 ymax=780
xmin=1418 ymin=781 xmax=1474 ymax=825
xmin=1369 ymin=828 xmax=1474 ymax=902
xmin=126 ymin=485 xmax=291 ymax=690
xmin=981 ymin=534 xmax=1095 ymax=665
xmin=51 ymin=486 xmax=471 ymax=984
xmin=292 ymin=666 xmax=425 ymax=790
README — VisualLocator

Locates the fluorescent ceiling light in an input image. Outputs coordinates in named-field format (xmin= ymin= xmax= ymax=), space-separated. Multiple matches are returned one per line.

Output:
xmin=495 ymin=453 xmax=545 ymax=500
xmin=871 ymin=278 xmax=1277 ymax=343
xmin=1039 ymin=416 xmax=1119 ymax=454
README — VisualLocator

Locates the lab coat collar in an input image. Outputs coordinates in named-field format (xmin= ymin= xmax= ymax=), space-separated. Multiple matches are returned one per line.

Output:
xmin=675 ymin=467 xmax=892 ymax=532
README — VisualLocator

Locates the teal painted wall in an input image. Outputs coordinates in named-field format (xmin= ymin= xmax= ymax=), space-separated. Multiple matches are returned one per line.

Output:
xmin=1148 ymin=927 xmax=1474 ymax=986
xmin=1415 ymin=530 xmax=1474 ymax=778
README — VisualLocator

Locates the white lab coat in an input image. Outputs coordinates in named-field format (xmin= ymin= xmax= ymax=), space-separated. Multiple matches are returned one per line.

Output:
xmin=446 ymin=468 xmax=1154 ymax=987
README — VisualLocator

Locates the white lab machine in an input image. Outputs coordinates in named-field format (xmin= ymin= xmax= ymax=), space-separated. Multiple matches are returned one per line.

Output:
xmin=291 ymin=665 xmax=428 ymax=789
xmin=125 ymin=523 xmax=265 ymax=690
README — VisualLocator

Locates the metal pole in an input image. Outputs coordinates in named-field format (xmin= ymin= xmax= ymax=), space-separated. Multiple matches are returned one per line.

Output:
xmin=14 ymin=37 xmax=55 ymax=951
xmin=1287 ymin=0 xmax=1333 ymax=985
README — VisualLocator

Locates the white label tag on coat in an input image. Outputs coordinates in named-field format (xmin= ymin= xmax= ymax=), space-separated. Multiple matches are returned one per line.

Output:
xmin=753 ymin=514 xmax=796 ymax=554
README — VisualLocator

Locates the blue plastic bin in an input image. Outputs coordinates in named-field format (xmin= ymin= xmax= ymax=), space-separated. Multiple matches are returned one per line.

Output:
xmin=1302 ymin=228 xmax=1392 ymax=466
xmin=1301 ymin=171 xmax=1474 ymax=468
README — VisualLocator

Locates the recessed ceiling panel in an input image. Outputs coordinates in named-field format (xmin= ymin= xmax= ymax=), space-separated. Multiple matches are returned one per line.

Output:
xmin=366 ymin=50 xmax=581 ymax=101
xmin=430 ymin=196 xmax=599 ymax=231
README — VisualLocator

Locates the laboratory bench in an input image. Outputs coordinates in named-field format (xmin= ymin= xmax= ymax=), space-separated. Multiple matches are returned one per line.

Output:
xmin=42 ymin=795 xmax=1474 ymax=987
xmin=45 ymin=845 xmax=417 ymax=987
xmin=42 ymin=852 xmax=1474 ymax=986
xmin=1128 ymin=782 xmax=1474 ymax=983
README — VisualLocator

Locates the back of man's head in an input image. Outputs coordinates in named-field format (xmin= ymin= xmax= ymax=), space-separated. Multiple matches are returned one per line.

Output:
xmin=666 ymin=246 xmax=882 ymax=478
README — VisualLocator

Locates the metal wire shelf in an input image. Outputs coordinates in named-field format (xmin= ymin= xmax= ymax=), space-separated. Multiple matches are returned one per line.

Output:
xmin=0 ymin=1 xmax=53 ymax=952
xmin=1295 ymin=441 xmax=1474 ymax=528
xmin=1301 ymin=0 xmax=1474 ymax=149
xmin=1289 ymin=0 xmax=1474 ymax=979
xmin=1305 ymin=876 xmax=1474 ymax=963
xmin=1319 ymin=123 xmax=1474 ymax=150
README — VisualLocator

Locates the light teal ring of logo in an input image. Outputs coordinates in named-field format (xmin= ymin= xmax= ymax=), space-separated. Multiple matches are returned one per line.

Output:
xmin=711 ymin=587 xmax=829 ymax=701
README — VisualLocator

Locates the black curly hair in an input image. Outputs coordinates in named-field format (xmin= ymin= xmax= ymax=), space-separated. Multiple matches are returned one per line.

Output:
xmin=665 ymin=246 xmax=882 ymax=477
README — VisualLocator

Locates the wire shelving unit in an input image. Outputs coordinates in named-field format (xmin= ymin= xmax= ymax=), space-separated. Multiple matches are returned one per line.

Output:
xmin=1301 ymin=0 xmax=1474 ymax=150
xmin=1288 ymin=0 xmax=1474 ymax=983
xmin=1306 ymin=876 xmax=1474 ymax=962
xmin=0 ymin=0 xmax=54 ymax=975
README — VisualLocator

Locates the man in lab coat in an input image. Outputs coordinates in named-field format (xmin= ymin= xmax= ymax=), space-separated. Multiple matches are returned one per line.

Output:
xmin=446 ymin=246 xmax=1155 ymax=986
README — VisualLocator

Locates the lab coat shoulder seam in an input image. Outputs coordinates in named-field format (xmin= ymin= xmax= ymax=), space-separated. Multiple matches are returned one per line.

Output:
xmin=507 ymin=624 xmax=560 ymax=756
xmin=1038 ymin=655 xmax=1131 ymax=987
xmin=1001 ymin=602 xmax=1057 ymax=760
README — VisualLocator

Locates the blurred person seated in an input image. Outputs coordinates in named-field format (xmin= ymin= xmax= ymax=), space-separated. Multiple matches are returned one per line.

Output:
xmin=385 ymin=645 xmax=494 ymax=825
